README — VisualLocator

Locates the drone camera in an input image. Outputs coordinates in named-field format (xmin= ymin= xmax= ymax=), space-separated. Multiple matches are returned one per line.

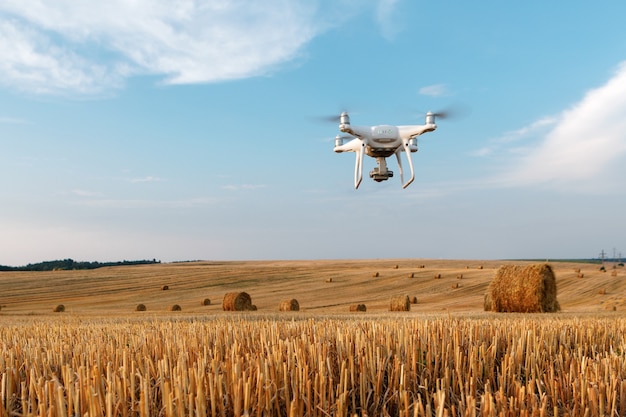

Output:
xmin=369 ymin=167 xmax=393 ymax=182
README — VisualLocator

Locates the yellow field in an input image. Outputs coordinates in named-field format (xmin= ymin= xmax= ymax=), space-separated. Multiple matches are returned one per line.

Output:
xmin=1 ymin=259 xmax=626 ymax=416
xmin=0 ymin=259 xmax=624 ymax=315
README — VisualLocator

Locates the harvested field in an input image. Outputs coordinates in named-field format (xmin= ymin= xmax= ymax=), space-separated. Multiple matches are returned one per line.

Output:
xmin=1 ymin=314 xmax=626 ymax=416
xmin=1 ymin=259 xmax=625 ymax=415
xmin=1 ymin=259 xmax=622 ymax=314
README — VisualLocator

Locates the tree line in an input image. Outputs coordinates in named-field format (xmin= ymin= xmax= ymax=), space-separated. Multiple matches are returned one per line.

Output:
xmin=0 ymin=258 xmax=160 ymax=272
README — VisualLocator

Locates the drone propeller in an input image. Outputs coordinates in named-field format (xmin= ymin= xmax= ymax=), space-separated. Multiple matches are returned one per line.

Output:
xmin=424 ymin=104 xmax=469 ymax=121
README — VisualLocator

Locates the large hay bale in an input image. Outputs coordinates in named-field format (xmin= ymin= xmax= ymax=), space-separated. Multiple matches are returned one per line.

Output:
xmin=169 ymin=304 xmax=182 ymax=311
xmin=484 ymin=264 xmax=560 ymax=313
xmin=390 ymin=295 xmax=410 ymax=312
xmin=279 ymin=299 xmax=300 ymax=311
xmin=201 ymin=298 xmax=211 ymax=306
xmin=53 ymin=304 xmax=65 ymax=313
xmin=135 ymin=303 xmax=147 ymax=311
xmin=222 ymin=292 xmax=253 ymax=311
xmin=350 ymin=304 xmax=367 ymax=312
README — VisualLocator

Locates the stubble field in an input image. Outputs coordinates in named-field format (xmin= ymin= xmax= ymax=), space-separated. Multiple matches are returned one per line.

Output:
xmin=1 ymin=259 xmax=625 ymax=416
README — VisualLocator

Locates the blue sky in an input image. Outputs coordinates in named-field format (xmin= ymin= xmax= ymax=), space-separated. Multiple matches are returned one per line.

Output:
xmin=2 ymin=1 xmax=626 ymax=266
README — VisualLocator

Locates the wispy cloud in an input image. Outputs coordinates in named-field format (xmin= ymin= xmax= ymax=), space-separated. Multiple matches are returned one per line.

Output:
xmin=0 ymin=116 xmax=28 ymax=124
xmin=76 ymin=197 xmax=220 ymax=209
xmin=222 ymin=184 xmax=268 ymax=191
xmin=375 ymin=0 xmax=402 ymax=41
xmin=0 ymin=1 xmax=327 ymax=95
xmin=471 ymin=116 xmax=557 ymax=157
xmin=69 ymin=189 xmax=102 ymax=198
xmin=497 ymin=62 xmax=626 ymax=193
xmin=419 ymin=84 xmax=449 ymax=97
xmin=129 ymin=176 xmax=163 ymax=183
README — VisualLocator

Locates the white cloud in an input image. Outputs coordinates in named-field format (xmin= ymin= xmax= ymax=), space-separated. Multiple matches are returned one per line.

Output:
xmin=222 ymin=184 xmax=267 ymax=191
xmin=0 ymin=1 xmax=327 ymax=94
xmin=129 ymin=176 xmax=163 ymax=183
xmin=375 ymin=0 xmax=402 ymax=41
xmin=419 ymin=84 xmax=449 ymax=97
xmin=0 ymin=116 xmax=28 ymax=124
xmin=499 ymin=62 xmax=626 ymax=193
xmin=471 ymin=116 xmax=557 ymax=157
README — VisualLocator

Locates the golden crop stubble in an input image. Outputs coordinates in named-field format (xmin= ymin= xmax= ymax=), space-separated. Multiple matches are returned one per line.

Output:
xmin=1 ymin=315 xmax=626 ymax=416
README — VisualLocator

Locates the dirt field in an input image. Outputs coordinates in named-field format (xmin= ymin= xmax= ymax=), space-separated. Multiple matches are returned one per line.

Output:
xmin=1 ymin=259 xmax=624 ymax=316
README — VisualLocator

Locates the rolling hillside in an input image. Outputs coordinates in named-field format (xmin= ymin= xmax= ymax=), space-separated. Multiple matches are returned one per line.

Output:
xmin=0 ymin=259 xmax=624 ymax=315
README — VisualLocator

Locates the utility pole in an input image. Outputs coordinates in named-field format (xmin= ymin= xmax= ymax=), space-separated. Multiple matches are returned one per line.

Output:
xmin=599 ymin=249 xmax=606 ymax=267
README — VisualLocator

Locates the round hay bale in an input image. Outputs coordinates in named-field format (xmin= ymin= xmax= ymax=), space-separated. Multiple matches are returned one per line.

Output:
xmin=53 ymin=304 xmax=65 ymax=313
xmin=349 ymin=304 xmax=366 ymax=312
xmin=408 ymin=272 xmax=415 ymax=278
xmin=390 ymin=295 xmax=410 ymax=312
xmin=201 ymin=298 xmax=211 ymax=306
xmin=325 ymin=277 xmax=333 ymax=283
xmin=433 ymin=273 xmax=441 ymax=279
xmin=169 ymin=304 xmax=182 ymax=311
xmin=372 ymin=272 xmax=379 ymax=277
xmin=222 ymin=292 xmax=253 ymax=311
xmin=410 ymin=296 xmax=418 ymax=304
xmin=393 ymin=264 xmax=399 ymax=269
xmin=161 ymin=285 xmax=169 ymax=291
xmin=279 ymin=299 xmax=300 ymax=311
xmin=135 ymin=303 xmax=147 ymax=311
xmin=485 ymin=264 xmax=560 ymax=313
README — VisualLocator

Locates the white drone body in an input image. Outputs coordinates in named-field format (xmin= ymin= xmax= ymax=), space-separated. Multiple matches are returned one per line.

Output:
xmin=333 ymin=111 xmax=438 ymax=189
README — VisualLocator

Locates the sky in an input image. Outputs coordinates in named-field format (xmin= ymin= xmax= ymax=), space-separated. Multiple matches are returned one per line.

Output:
xmin=1 ymin=1 xmax=626 ymax=266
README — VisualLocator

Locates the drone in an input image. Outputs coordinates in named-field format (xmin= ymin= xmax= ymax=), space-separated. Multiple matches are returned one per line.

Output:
xmin=333 ymin=111 xmax=444 ymax=189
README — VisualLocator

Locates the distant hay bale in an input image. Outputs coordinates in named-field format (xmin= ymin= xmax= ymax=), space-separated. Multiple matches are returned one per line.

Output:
xmin=410 ymin=296 xmax=418 ymax=304
xmin=201 ymin=298 xmax=211 ymax=306
xmin=452 ymin=283 xmax=460 ymax=289
xmin=418 ymin=264 xmax=426 ymax=269
xmin=349 ymin=304 xmax=367 ymax=312
xmin=484 ymin=264 xmax=560 ymax=313
xmin=578 ymin=272 xmax=585 ymax=278
xmin=169 ymin=304 xmax=182 ymax=311
xmin=222 ymin=292 xmax=253 ymax=311
xmin=279 ymin=299 xmax=299 ymax=311
xmin=478 ymin=265 xmax=483 ymax=269
xmin=598 ymin=289 xmax=606 ymax=295
xmin=325 ymin=277 xmax=333 ymax=283
xmin=372 ymin=272 xmax=380 ymax=277
xmin=250 ymin=305 xmax=257 ymax=311
xmin=390 ymin=295 xmax=410 ymax=312
xmin=611 ymin=270 xmax=618 ymax=277
xmin=161 ymin=285 xmax=169 ymax=291
xmin=53 ymin=304 xmax=65 ymax=313
xmin=408 ymin=272 xmax=415 ymax=278
xmin=433 ymin=273 xmax=441 ymax=279
xmin=135 ymin=303 xmax=147 ymax=311
xmin=457 ymin=274 xmax=463 ymax=279
xmin=393 ymin=264 xmax=399 ymax=269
